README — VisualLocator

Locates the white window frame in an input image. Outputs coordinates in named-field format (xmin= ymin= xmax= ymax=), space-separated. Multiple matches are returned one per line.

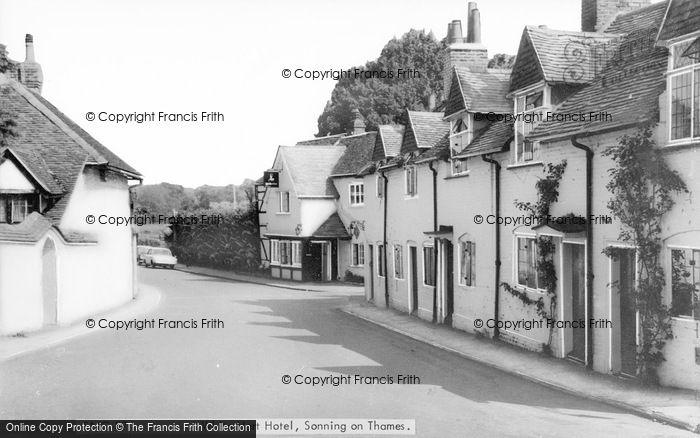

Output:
xmin=514 ymin=235 xmax=544 ymax=292
xmin=669 ymin=246 xmax=700 ymax=320
xmin=459 ymin=240 xmax=476 ymax=287
xmin=376 ymin=175 xmax=384 ymax=198
xmin=513 ymin=86 xmax=548 ymax=164
xmin=667 ymin=39 xmax=700 ymax=144
xmin=351 ymin=243 xmax=365 ymax=266
xmin=405 ymin=166 xmax=418 ymax=198
xmin=349 ymin=183 xmax=365 ymax=206
xmin=270 ymin=239 xmax=280 ymax=265
xmin=278 ymin=191 xmax=290 ymax=214
xmin=393 ymin=243 xmax=404 ymax=279
xmin=423 ymin=244 xmax=436 ymax=287
xmin=291 ymin=241 xmax=302 ymax=267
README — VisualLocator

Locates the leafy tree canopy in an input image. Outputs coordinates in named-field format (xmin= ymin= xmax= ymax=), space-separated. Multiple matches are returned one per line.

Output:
xmin=316 ymin=30 xmax=446 ymax=136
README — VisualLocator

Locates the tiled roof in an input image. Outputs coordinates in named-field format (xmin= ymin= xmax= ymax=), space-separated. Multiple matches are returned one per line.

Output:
xmin=509 ymin=26 xmax=618 ymax=92
xmin=1 ymin=80 xmax=89 ymax=195
xmin=0 ymin=212 xmax=52 ymax=242
xmin=331 ymin=132 xmax=377 ymax=177
xmin=280 ymin=145 xmax=346 ymax=197
xmin=401 ymin=111 xmax=449 ymax=153
xmin=445 ymin=67 xmax=512 ymax=116
xmin=31 ymin=93 xmax=140 ymax=177
xmin=414 ymin=134 xmax=450 ymax=163
xmin=460 ymin=122 xmax=514 ymax=157
xmin=374 ymin=125 xmax=404 ymax=161
xmin=312 ymin=212 xmax=350 ymax=239
xmin=530 ymin=3 xmax=668 ymax=139
xmin=656 ymin=0 xmax=695 ymax=42
xmin=296 ymin=134 xmax=346 ymax=146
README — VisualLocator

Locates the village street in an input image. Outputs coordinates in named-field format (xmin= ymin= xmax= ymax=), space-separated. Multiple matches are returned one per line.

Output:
xmin=0 ymin=268 xmax=694 ymax=437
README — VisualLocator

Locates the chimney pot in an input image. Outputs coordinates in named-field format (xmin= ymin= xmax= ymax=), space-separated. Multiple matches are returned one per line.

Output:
xmin=450 ymin=20 xmax=463 ymax=44
xmin=470 ymin=8 xmax=482 ymax=44
xmin=24 ymin=33 xmax=35 ymax=62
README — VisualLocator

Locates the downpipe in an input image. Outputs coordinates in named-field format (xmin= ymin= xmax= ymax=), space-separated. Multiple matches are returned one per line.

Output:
xmin=429 ymin=161 xmax=439 ymax=323
xmin=381 ymin=171 xmax=390 ymax=308
xmin=571 ymin=133 xmax=594 ymax=369
xmin=482 ymin=154 xmax=501 ymax=339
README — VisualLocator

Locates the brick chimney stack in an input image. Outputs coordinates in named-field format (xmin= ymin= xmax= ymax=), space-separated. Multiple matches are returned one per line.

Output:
xmin=18 ymin=34 xmax=43 ymax=93
xmin=581 ymin=0 xmax=652 ymax=32
xmin=351 ymin=109 xmax=366 ymax=135
xmin=443 ymin=2 xmax=488 ymax=100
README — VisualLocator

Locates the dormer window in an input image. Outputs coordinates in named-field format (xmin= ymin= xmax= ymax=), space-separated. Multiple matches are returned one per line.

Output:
xmin=0 ymin=194 xmax=35 ymax=224
xmin=669 ymin=39 xmax=700 ymax=143
xmin=514 ymin=87 xmax=547 ymax=164
xmin=450 ymin=116 xmax=471 ymax=175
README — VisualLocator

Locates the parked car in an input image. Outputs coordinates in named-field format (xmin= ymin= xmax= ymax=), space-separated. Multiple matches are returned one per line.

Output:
xmin=136 ymin=245 xmax=153 ymax=265
xmin=143 ymin=247 xmax=177 ymax=269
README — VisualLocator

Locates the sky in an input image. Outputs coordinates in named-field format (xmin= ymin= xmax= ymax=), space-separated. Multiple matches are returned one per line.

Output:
xmin=0 ymin=0 xmax=636 ymax=187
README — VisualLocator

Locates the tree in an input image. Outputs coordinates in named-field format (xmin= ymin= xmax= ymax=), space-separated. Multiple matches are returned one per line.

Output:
xmin=0 ymin=46 xmax=17 ymax=147
xmin=316 ymin=30 xmax=447 ymax=136
xmin=487 ymin=53 xmax=516 ymax=69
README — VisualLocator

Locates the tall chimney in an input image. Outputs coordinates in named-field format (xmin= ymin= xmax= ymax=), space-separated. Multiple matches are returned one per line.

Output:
xmin=442 ymin=2 xmax=488 ymax=100
xmin=18 ymin=34 xmax=43 ymax=94
xmin=466 ymin=2 xmax=478 ymax=42
xmin=581 ymin=0 xmax=652 ymax=32
xmin=25 ymin=34 xmax=35 ymax=62
xmin=469 ymin=7 xmax=482 ymax=44
xmin=351 ymin=109 xmax=366 ymax=135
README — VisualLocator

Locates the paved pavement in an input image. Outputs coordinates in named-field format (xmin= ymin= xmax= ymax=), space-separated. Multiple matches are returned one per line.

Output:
xmin=0 ymin=267 xmax=696 ymax=437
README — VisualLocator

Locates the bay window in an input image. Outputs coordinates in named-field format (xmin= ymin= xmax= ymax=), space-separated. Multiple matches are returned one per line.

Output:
xmin=450 ymin=116 xmax=470 ymax=176
xmin=270 ymin=240 xmax=280 ymax=264
xmin=669 ymin=39 xmax=700 ymax=142
xmin=514 ymin=88 xmax=545 ymax=163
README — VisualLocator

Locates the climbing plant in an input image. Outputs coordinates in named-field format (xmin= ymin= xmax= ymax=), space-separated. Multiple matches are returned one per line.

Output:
xmin=502 ymin=160 xmax=567 ymax=350
xmin=602 ymin=124 xmax=687 ymax=385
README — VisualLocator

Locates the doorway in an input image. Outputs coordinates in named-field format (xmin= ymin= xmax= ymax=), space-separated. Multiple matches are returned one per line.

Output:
xmin=368 ymin=244 xmax=374 ymax=301
xmin=444 ymin=240 xmax=454 ymax=325
xmin=42 ymin=238 xmax=58 ymax=326
xmin=565 ymin=243 xmax=586 ymax=362
xmin=308 ymin=241 xmax=331 ymax=282
xmin=617 ymin=249 xmax=637 ymax=376
xmin=409 ymin=246 xmax=418 ymax=314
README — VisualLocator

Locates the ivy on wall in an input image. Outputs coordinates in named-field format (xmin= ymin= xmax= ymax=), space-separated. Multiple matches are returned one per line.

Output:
xmin=602 ymin=124 xmax=687 ymax=385
xmin=502 ymin=160 xmax=567 ymax=351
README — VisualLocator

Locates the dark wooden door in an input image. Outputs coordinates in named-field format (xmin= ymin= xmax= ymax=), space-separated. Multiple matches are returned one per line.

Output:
xmin=306 ymin=242 xmax=322 ymax=282
xmin=368 ymin=244 xmax=374 ymax=301
xmin=619 ymin=249 xmax=637 ymax=376
xmin=410 ymin=246 xmax=418 ymax=313
xmin=569 ymin=244 xmax=586 ymax=362
xmin=445 ymin=240 xmax=454 ymax=324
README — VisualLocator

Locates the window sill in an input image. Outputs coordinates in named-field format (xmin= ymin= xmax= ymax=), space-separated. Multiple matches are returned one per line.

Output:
xmin=512 ymin=284 xmax=546 ymax=295
xmin=507 ymin=161 xmax=543 ymax=170
xmin=350 ymin=204 xmax=365 ymax=208
xmin=423 ymin=284 xmax=436 ymax=288
xmin=445 ymin=172 xmax=470 ymax=180
xmin=404 ymin=195 xmax=419 ymax=200
xmin=663 ymin=139 xmax=700 ymax=151
xmin=276 ymin=212 xmax=291 ymax=215
xmin=670 ymin=316 xmax=700 ymax=324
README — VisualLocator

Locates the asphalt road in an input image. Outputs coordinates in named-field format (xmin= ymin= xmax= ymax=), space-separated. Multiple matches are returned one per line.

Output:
xmin=0 ymin=268 xmax=693 ymax=437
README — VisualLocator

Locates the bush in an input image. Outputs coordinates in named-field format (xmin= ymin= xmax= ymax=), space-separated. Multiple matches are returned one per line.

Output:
xmin=165 ymin=209 xmax=260 ymax=272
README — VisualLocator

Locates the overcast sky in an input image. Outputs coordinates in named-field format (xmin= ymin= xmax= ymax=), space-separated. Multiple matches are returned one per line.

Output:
xmin=0 ymin=0 xmax=636 ymax=187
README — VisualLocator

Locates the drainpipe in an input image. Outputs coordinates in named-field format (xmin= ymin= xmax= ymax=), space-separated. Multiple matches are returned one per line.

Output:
xmin=571 ymin=133 xmax=594 ymax=369
xmin=381 ymin=170 xmax=390 ymax=308
xmin=482 ymin=154 xmax=501 ymax=339
xmin=429 ymin=160 xmax=439 ymax=323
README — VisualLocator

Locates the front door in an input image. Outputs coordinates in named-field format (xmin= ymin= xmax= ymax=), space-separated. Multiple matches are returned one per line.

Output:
xmin=444 ymin=240 xmax=454 ymax=325
xmin=618 ymin=249 xmax=637 ymax=376
xmin=368 ymin=244 xmax=374 ymax=301
xmin=568 ymin=244 xmax=586 ymax=362
xmin=410 ymin=246 xmax=418 ymax=314
xmin=321 ymin=242 xmax=330 ymax=281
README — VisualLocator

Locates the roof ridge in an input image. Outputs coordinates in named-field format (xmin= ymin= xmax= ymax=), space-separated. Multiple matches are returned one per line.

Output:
xmin=2 ymin=75 xmax=109 ymax=166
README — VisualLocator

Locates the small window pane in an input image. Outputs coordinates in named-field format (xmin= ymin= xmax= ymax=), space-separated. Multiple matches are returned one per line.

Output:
xmin=671 ymin=73 xmax=693 ymax=140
